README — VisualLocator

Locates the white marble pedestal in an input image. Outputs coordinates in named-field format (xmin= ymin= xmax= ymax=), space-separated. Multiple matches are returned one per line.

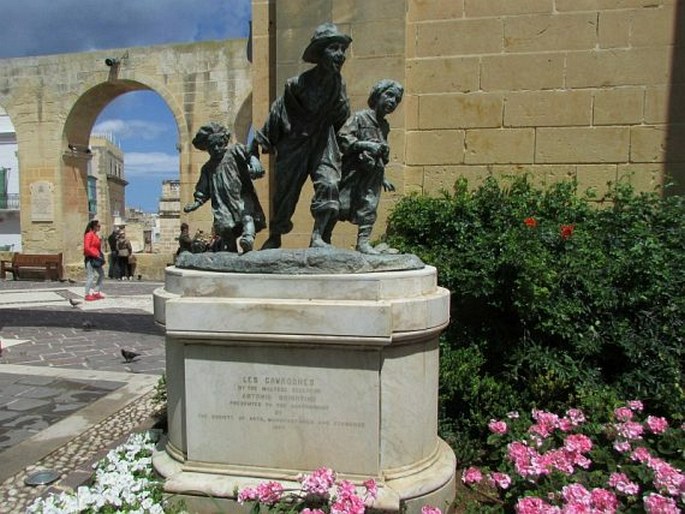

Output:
xmin=152 ymin=263 xmax=455 ymax=513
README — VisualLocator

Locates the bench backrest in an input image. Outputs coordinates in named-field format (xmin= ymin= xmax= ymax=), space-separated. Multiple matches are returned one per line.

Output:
xmin=13 ymin=253 xmax=63 ymax=266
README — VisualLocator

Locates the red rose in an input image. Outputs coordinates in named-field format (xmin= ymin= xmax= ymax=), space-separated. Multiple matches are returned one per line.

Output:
xmin=524 ymin=217 xmax=538 ymax=228
xmin=560 ymin=224 xmax=575 ymax=240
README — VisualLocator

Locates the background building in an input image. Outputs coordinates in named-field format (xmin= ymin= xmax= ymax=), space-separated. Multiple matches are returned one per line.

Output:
xmin=0 ymin=106 xmax=20 ymax=251
xmin=89 ymin=134 xmax=126 ymax=236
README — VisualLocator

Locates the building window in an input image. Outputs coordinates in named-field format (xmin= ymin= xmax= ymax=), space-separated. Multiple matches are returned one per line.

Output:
xmin=87 ymin=176 xmax=97 ymax=217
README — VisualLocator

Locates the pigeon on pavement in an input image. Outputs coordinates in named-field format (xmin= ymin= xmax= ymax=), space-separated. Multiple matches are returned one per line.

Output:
xmin=121 ymin=349 xmax=141 ymax=363
xmin=68 ymin=298 xmax=81 ymax=308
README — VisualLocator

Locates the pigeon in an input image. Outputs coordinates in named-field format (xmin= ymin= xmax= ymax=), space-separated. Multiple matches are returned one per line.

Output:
xmin=68 ymin=298 xmax=81 ymax=308
xmin=121 ymin=349 xmax=141 ymax=363
xmin=82 ymin=320 xmax=94 ymax=331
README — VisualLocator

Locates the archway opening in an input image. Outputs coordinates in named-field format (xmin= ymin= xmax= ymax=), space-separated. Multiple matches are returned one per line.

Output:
xmin=92 ymin=90 xmax=180 ymax=260
xmin=0 ymin=105 xmax=21 ymax=251
xmin=62 ymin=80 xmax=183 ymax=266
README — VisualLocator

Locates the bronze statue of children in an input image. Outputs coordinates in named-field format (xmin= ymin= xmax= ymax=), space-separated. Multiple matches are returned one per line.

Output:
xmin=325 ymin=79 xmax=404 ymax=254
xmin=184 ymin=123 xmax=266 ymax=253
xmin=249 ymin=23 xmax=352 ymax=249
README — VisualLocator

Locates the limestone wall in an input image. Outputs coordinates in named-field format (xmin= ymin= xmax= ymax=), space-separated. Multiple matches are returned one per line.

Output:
xmin=252 ymin=0 xmax=684 ymax=249
xmin=403 ymin=0 xmax=684 ymax=198
xmin=0 ymin=39 xmax=252 ymax=267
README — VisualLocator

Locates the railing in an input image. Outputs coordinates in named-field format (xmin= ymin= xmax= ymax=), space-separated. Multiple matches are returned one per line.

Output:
xmin=0 ymin=193 xmax=19 ymax=209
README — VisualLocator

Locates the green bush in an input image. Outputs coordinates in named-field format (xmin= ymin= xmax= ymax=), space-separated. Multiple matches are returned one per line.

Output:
xmin=386 ymin=176 xmax=685 ymax=464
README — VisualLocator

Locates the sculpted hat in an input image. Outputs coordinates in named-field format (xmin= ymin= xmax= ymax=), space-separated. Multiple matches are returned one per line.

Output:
xmin=302 ymin=22 xmax=352 ymax=64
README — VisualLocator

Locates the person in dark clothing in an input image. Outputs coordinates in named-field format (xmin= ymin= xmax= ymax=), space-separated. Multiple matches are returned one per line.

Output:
xmin=107 ymin=226 xmax=121 ymax=279
xmin=175 ymin=222 xmax=192 ymax=262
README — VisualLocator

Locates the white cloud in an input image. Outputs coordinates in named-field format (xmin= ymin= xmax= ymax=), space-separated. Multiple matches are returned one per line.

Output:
xmin=125 ymin=152 xmax=179 ymax=178
xmin=93 ymin=119 xmax=169 ymax=141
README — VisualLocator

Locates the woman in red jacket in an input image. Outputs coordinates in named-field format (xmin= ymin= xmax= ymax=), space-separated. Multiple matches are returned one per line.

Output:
xmin=83 ymin=219 xmax=105 ymax=301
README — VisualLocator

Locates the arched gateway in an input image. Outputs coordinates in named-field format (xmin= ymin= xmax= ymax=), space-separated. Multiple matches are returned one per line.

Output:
xmin=0 ymin=40 xmax=253 ymax=269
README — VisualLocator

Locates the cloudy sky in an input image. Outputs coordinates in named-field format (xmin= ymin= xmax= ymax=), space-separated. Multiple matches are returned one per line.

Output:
xmin=0 ymin=0 xmax=252 ymax=212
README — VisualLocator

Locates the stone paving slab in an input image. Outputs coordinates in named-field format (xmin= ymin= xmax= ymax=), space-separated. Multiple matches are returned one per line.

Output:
xmin=0 ymin=372 xmax=124 ymax=453
xmin=0 ymin=291 xmax=65 ymax=307
xmin=0 ymin=279 xmax=167 ymax=512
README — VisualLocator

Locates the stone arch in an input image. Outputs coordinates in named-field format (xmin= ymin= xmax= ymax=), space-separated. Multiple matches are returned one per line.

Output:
xmin=60 ymin=78 xmax=187 ymax=260
xmin=0 ymin=39 xmax=252 ymax=271
xmin=63 ymin=78 xmax=185 ymax=150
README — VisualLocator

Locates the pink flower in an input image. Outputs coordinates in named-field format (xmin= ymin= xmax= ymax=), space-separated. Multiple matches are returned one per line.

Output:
xmin=561 ymin=504 xmax=591 ymax=514
xmin=564 ymin=434 xmax=593 ymax=454
xmin=331 ymin=488 xmax=365 ymax=514
xmin=302 ymin=510 xmax=326 ymax=514
xmin=462 ymin=466 xmax=484 ymax=485
xmin=421 ymin=506 xmax=443 ymax=514
xmin=614 ymin=407 xmax=634 ymax=422
xmin=489 ymin=472 xmax=512 ymax=490
xmin=256 ymin=481 xmax=284 ymax=504
xmin=332 ymin=480 xmax=365 ymax=514
xmin=562 ymin=483 xmax=591 ymax=505
xmin=565 ymin=408 xmax=586 ymax=426
xmin=530 ymin=410 xmax=561 ymax=438
xmin=646 ymin=416 xmax=669 ymax=435
xmin=615 ymin=421 xmax=644 ymax=440
xmin=515 ymin=496 xmax=561 ymax=514
xmin=627 ymin=400 xmax=644 ymax=412
xmin=237 ymin=487 xmax=259 ymax=504
xmin=363 ymin=478 xmax=378 ymax=501
xmin=631 ymin=446 xmax=653 ymax=463
xmin=508 ymin=442 xmax=541 ymax=478
xmin=649 ymin=458 xmax=685 ymax=497
xmin=590 ymin=488 xmax=618 ymax=512
xmin=489 ymin=419 xmax=508 ymax=434
xmin=643 ymin=493 xmax=680 ymax=514
xmin=613 ymin=440 xmax=632 ymax=453
xmin=300 ymin=467 xmax=336 ymax=496
xmin=558 ymin=418 xmax=574 ymax=432
xmin=542 ymin=448 xmax=575 ymax=475
xmin=336 ymin=479 xmax=357 ymax=498
xmin=608 ymin=472 xmax=640 ymax=496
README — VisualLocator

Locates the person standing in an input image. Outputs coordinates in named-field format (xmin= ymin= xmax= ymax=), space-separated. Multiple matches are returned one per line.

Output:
xmin=250 ymin=22 xmax=352 ymax=249
xmin=83 ymin=219 xmax=105 ymax=301
xmin=175 ymin=222 xmax=192 ymax=262
xmin=107 ymin=226 xmax=120 ymax=279
xmin=116 ymin=231 xmax=133 ymax=280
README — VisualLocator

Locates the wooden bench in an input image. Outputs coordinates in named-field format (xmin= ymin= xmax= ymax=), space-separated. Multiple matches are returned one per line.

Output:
xmin=0 ymin=252 xmax=64 ymax=281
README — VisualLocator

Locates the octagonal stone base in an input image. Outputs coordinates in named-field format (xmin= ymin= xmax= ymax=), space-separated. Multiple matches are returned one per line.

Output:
xmin=152 ymin=263 xmax=455 ymax=513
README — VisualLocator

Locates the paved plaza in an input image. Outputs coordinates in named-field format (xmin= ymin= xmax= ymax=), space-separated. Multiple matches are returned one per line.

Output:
xmin=0 ymin=278 xmax=166 ymax=512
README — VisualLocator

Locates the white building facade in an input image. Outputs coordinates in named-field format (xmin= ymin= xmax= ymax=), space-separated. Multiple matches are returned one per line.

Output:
xmin=0 ymin=106 xmax=20 ymax=251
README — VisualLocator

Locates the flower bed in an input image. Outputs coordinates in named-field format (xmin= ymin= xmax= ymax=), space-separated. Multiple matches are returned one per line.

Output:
xmin=457 ymin=402 xmax=684 ymax=513
xmin=27 ymin=432 xmax=169 ymax=514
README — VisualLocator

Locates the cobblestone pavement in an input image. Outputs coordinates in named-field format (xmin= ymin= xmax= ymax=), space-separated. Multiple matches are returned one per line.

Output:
xmin=0 ymin=278 xmax=166 ymax=512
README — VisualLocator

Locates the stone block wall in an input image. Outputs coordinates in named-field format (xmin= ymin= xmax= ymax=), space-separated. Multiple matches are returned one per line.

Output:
xmin=404 ymin=0 xmax=684 ymax=198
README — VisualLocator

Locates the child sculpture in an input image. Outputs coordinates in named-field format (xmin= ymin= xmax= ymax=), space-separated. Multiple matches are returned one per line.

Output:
xmin=184 ymin=123 xmax=266 ymax=253
xmin=249 ymin=22 xmax=352 ymax=249
xmin=325 ymin=79 xmax=404 ymax=254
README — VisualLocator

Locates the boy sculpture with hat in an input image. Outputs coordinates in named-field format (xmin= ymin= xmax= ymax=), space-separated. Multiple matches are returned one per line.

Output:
xmin=250 ymin=22 xmax=352 ymax=249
